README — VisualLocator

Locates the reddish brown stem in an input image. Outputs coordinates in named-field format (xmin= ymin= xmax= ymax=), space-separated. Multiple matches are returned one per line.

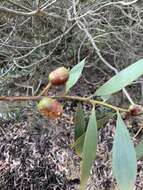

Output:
xmin=0 ymin=96 xmax=41 ymax=101
xmin=38 ymin=82 xmax=51 ymax=96
xmin=0 ymin=95 xmax=129 ymax=112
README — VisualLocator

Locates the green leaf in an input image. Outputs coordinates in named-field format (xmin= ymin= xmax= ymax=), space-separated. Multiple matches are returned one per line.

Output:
xmin=74 ymin=104 xmax=86 ymax=141
xmin=72 ymin=133 xmax=85 ymax=157
xmin=66 ymin=58 xmax=86 ymax=92
xmin=96 ymin=59 xmax=143 ymax=96
xmin=135 ymin=138 xmax=143 ymax=160
xmin=112 ymin=112 xmax=137 ymax=190
xmin=101 ymin=94 xmax=111 ymax=102
xmin=73 ymin=112 xmax=114 ymax=157
xmin=97 ymin=112 xmax=114 ymax=129
xmin=80 ymin=108 xmax=98 ymax=190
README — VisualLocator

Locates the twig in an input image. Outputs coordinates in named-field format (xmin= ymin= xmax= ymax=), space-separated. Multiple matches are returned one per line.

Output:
xmin=0 ymin=96 xmax=41 ymax=101
xmin=38 ymin=83 xmax=51 ymax=96
xmin=71 ymin=0 xmax=134 ymax=105
xmin=40 ymin=0 xmax=57 ymax=11
xmin=93 ymin=0 xmax=138 ymax=12
xmin=0 ymin=25 xmax=16 ymax=48
xmin=36 ymin=0 xmax=41 ymax=10
xmin=81 ymin=23 xmax=134 ymax=104
xmin=7 ymin=0 xmax=32 ymax=12
xmin=59 ymin=95 xmax=129 ymax=112
xmin=12 ymin=22 xmax=76 ymax=69
xmin=0 ymin=95 xmax=129 ymax=113
xmin=134 ymin=124 xmax=143 ymax=139
xmin=0 ymin=6 xmax=39 ymax=16
xmin=0 ymin=3 xmax=64 ymax=20
xmin=118 ymin=0 xmax=138 ymax=6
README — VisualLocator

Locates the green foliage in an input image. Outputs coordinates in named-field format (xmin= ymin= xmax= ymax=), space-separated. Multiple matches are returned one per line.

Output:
xmin=71 ymin=59 xmax=143 ymax=189
xmin=74 ymin=104 xmax=86 ymax=141
xmin=80 ymin=108 xmax=98 ymax=190
xmin=1 ymin=52 xmax=143 ymax=190
xmin=1 ymin=1 xmax=143 ymax=189
xmin=72 ymin=133 xmax=85 ymax=157
xmin=73 ymin=112 xmax=114 ymax=157
xmin=66 ymin=58 xmax=86 ymax=92
xmin=112 ymin=112 xmax=137 ymax=190
xmin=96 ymin=59 xmax=143 ymax=96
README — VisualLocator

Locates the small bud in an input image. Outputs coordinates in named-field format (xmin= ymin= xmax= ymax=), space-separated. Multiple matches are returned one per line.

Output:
xmin=49 ymin=67 xmax=69 ymax=86
xmin=37 ymin=97 xmax=63 ymax=119
xmin=129 ymin=104 xmax=143 ymax=116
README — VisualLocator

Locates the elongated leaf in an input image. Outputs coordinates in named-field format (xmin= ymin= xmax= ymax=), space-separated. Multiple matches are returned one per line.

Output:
xmin=97 ymin=112 xmax=114 ymax=128
xmin=96 ymin=59 xmax=143 ymax=96
xmin=101 ymin=94 xmax=111 ymax=102
xmin=112 ymin=112 xmax=137 ymax=190
xmin=66 ymin=58 xmax=85 ymax=92
xmin=135 ymin=138 xmax=143 ymax=160
xmin=72 ymin=133 xmax=85 ymax=157
xmin=74 ymin=104 xmax=86 ymax=141
xmin=80 ymin=108 xmax=98 ymax=190
xmin=73 ymin=112 xmax=114 ymax=157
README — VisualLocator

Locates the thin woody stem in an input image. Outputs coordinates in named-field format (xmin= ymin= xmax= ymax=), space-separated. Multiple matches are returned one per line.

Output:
xmin=0 ymin=96 xmax=41 ymax=101
xmin=38 ymin=82 xmax=51 ymax=96
xmin=0 ymin=95 xmax=129 ymax=112
xmin=57 ymin=95 xmax=128 ymax=112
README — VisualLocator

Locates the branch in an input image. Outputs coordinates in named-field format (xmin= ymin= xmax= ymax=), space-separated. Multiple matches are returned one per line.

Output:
xmin=40 ymin=0 xmax=57 ymax=11
xmin=71 ymin=0 xmax=134 ymax=105
xmin=0 ymin=95 xmax=129 ymax=112
xmin=38 ymin=83 xmax=51 ymax=96
xmin=118 ymin=0 xmax=138 ymax=6
xmin=7 ymin=0 xmax=32 ymax=12
xmin=0 ymin=96 xmax=41 ymax=101
xmin=0 ymin=5 xmax=65 ymax=19
xmin=0 ymin=6 xmax=38 ymax=16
